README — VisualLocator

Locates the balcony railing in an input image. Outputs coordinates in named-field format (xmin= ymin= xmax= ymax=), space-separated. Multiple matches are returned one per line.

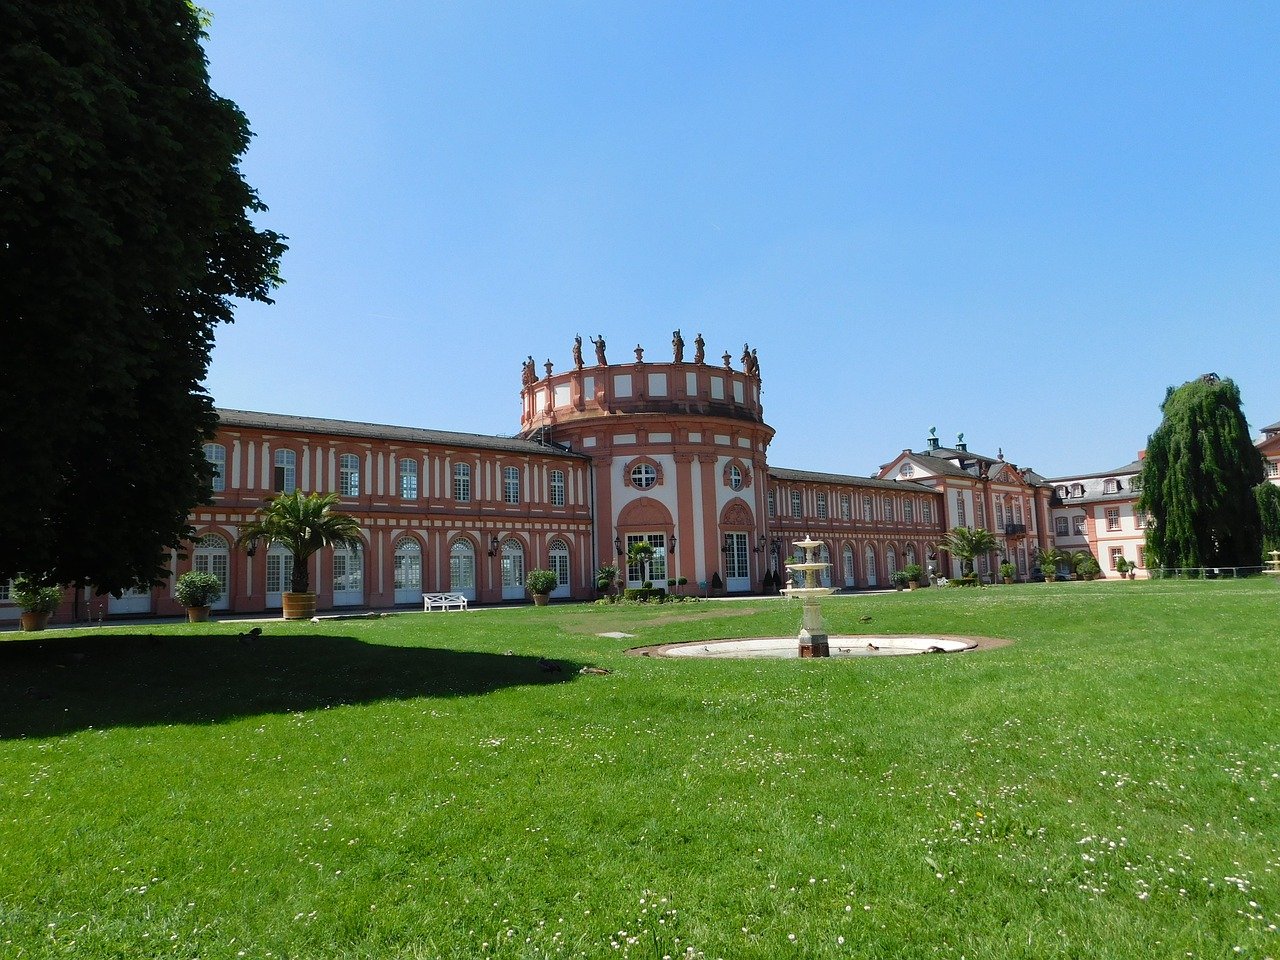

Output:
xmin=1003 ymin=523 xmax=1027 ymax=536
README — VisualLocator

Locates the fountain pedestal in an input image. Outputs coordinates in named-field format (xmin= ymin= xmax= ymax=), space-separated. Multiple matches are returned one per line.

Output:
xmin=781 ymin=536 xmax=837 ymax=658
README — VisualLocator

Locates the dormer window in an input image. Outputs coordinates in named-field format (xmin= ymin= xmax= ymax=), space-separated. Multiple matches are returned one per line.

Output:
xmin=1070 ymin=484 xmax=1085 ymax=498
xmin=1103 ymin=478 xmax=1120 ymax=494
xmin=1055 ymin=485 xmax=1068 ymax=499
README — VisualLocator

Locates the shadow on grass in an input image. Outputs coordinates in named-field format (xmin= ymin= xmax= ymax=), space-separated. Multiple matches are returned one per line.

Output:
xmin=0 ymin=632 xmax=579 ymax=739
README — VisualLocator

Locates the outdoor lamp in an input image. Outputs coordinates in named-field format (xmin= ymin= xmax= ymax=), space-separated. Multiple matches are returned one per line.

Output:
xmin=614 ymin=536 xmax=623 ymax=556
xmin=487 ymin=535 xmax=500 ymax=557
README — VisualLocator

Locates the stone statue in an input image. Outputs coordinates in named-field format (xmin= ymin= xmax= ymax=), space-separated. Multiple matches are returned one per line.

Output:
xmin=929 ymin=426 xmax=937 ymax=439
xmin=693 ymin=333 xmax=705 ymax=364
xmin=750 ymin=348 xmax=760 ymax=379
xmin=672 ymin=329 xmax=684 ymax=362
xmin=741 ymin=342 xmax=751 ymax=370
xmin=522 ymin=355 xmax=535 ymax=386
xmin=572 ymin=335 xmax=584 ymax=370
xmin=634 ymin=343 xmax=644 ymax=363
xmin=590 ymin=334 xmax=607 ymax=366
xmin=544 ymin=358 xmax=554 ymax=378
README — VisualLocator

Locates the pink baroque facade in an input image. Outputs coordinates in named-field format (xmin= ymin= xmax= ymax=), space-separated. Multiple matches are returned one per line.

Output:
xmin=5 ymin=341 xmax=1280 ymax=623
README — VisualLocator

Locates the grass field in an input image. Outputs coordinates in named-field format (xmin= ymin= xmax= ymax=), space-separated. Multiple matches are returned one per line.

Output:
xmin=1 ymin=580 xmax=1276 ymax=959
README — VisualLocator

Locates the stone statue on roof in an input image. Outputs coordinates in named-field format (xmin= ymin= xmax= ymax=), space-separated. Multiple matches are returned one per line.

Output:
xmin=672 ymin=329 xmax=684 ymax=362
xmin=693 ymin=333 xmax=705 ymax=364
xmin=572 ymin=335 xmax=583 ymax=370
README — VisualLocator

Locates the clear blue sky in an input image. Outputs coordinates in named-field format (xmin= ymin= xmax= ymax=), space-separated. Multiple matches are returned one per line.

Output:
xmin=201 ymin=2 xmax=1280 ymax=478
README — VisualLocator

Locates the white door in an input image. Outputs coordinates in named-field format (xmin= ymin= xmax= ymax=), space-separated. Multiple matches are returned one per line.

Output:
xmin=818 ymin=543 xmax=832 ymax=588
xmin=449 ymin=540 xmax=476 ymax=601
xmin=842 ymin=546 xmax=855 ymax=587
xmin=864 ymin=545 xmax=878 ymax=587
xmin=501 ymin=539 xmax=525 ymax=601
xmin=193 ymin=534 xmax=230 ymax=610
xmin=724 ymin=531 xmax=750 ymax=592
xmin=266 ymin=545 xmax=293 ymax=608
xmin=548 ymin=539 xmax=571 ymax=599
xmin=109 ymin=585 xmax=152 ymax=615
xmin=332 ymin=544 xmax=364 ymax=606
xmin=393 ymin=538 xmax=423 ymax=604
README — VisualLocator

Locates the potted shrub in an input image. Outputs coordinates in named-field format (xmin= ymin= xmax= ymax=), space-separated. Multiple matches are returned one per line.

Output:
xmin=525 ymin=568 xmax=558 ymax=606
xmin=998 ymin=561 xmax=1016 ymax=584
xmin=12 ymin=574 xmax=62 ymax=632
xmin=174 ymin=570 xmax=223 ymax=622
xmin=902 ymin=563 xmax=924 ymax=589
xmin=1114 ymin=556 xmax=1130 ymax=580
xmin=236 ymin=491 xmax=363 ymax=620
xmin=890 ymin=570 xmax=910 ymax=591
xmin=1038 ymin=547 xmax=1066 ymax=583
xmin=595 ymin=565 xmax=619 ymax=599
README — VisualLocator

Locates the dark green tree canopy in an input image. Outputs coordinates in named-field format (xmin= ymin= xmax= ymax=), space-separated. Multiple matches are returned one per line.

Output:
xmin=0 ymin=1 xmax=286 ymax=592
xmin=1257 ymin=483 xmax=1280 ymax=560
xmin=1137 ymin=374 xmax=1264 ymax=570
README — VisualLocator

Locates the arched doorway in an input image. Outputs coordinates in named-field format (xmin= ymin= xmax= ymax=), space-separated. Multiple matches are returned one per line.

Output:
xmin=449 ymin=539 xmax=476 ymax=601
xmin=818 ymin=543 xmax=832 ymax=588
xmin=886 ymin=546 xmax=898 ymax=578
xmin=864 ymin=544 xmax=878 ymax=587
xmin=393 ymin=537 xmax=423 ymax=604
xmin=332 ymin=543 xmax=364 ymax=606
xmin=193 ymin=533 xmax=230 ymax=610
xmin=842 ymin=544 xmax=855 ymax=588
xmin=501 ymin=539 xmax=525 ymax=601
xmin=548 ymin=538 xmax=571 ymax=599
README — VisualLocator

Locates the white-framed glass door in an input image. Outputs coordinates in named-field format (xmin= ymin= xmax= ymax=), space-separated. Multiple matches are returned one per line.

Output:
xmin=724 ymin=531 xmax=750 ymax=592
xmin=266 ymin=545 xmax=294 ymax=608
xmin=393 ymin=537 xmax=423 ymax=604
xmin=818 ymin=543 xmax=832 ymax=588
xmin=193 ymin=534 xmax=230 ymax=610
xmin=501 ymin=539 xmax=525 ymax=600
xmin=548 ymin=539 xmax=571 ymax=599
xmin=842 ymin=545 xmax=855 ymax=587
xmin=449 ymin=540 xmax=476 ymax=601
xmin=109 ymin=584 xmax=152 ymax=615
xmin=864 ymin=545 xmax=878 ymax=586
xmin=625 ymin=533 xmax=666 ymax=587
xmin=332 ymin=544 xmax=364 ymax=606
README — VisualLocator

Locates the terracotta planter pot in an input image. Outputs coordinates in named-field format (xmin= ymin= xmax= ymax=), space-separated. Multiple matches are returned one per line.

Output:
xmin=908 ymin=580 xmax=919 ymax=590
xmin=1003 ymin=577 xmax=1014 ymax=585
xmin=531 ymin=593 xmax=550 ymax=607
xmin=186 ymin=606 xmax=212 ymax=623
xmin=282 ymin=592 xmax=317 ymax=620
xmin=19 ymin=611 xmax=51 ymax=632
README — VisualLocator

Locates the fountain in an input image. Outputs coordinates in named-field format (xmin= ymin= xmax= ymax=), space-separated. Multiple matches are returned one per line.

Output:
xmin=1265 ymin=550 xmax=1280 ymax=576
xmin=780 ymin=535 xmax=837 ymax=657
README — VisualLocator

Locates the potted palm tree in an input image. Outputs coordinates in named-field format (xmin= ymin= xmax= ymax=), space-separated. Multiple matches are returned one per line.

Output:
xmin=937 ymin=527 xmax=999 ymax=581
xmin=236 ymin=491 xmax=363 ymax=620
xmin=1038 ymin=547 xmax=1066 ymax=583
xmin=998 ymin=561 xmax=1017 ymax=585
xmin=525 ymin=568 xmax=558 ymax=606
xmin=12 ymin=574 xmax=63 ymax=632
xmin=174 ymin=570 xmax=223 ymax=622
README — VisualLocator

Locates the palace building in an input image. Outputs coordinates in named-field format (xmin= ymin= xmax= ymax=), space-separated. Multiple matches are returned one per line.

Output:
xmin=3 ymin=340 xmax=1278 ymax=623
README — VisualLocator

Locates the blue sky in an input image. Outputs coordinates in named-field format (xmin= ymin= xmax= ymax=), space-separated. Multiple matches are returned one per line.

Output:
xmin=202 ymin=2 xmax=1280 ymax=478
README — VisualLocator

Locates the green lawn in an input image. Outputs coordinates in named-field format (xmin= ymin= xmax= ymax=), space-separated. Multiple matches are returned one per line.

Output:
xmin=1 ymin=580 xmax=1277 ymax=959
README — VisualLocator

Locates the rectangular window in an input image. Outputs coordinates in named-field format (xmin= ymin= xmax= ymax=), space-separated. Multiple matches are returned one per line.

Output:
xmin=1134 ymin=511 xmax=1146 ymax=529
xmin=625 ymin=534 xmax=666 ymax=585
xmin=399 ymin=458 xmax=418 ymax=499
xmin=1072 ymin=515 xmax=1085 ymax=536
xmin=956 ymin=492 xmax=966 ymax=527
xmin=453 ymin=464 xmax=471 ymax=502
xmin=550 ymin=470 xmax=565 ymax=507
xmin=203 ymin=443 xmax=226 ymax=492
xmin=1105 ymin=508 xmax=1121 ymax=532
xmin=840 ymin=495 xmax=850 ymax=520
xmin=922 ymin=500 xmax=933 ymax=524
xmin=768 ymin=491 xmax=776 ymax=518
xmin=995 ymin=502 xmax=1004 ymax=528
xmin=975 ymin=497 xmax=986 ymax=529
xmin=503 ymin=466 xmax=521 ymax=505
xmin=1109 ymin=546 xmax=1124 ymax=570
xmin=1055 ymin=516 xmax=1068 ymax=537
xmin=791 ymin=491 xmax=802 ymax=518
xmin=1137 ymin=546 xmax=1146 ymax=568
xmin=1267 ymin=461 xmax=1279 ymax=478
xmin=0 ymin=579 xmax=10 ymax=603
xmin=903 ymin=499 xmax=914 ymax=523
xmin=862 ymin=496 xmax=873 ymax=522
xmin=339 ymin=454 xmax=360 ymax=497
xmin=273 ymin=449 xmax=296 ymax=493
xmin=884 ymin=497 xmax=894 ymax=522
xmin=816 ymin=493 xmax=828 ymax=519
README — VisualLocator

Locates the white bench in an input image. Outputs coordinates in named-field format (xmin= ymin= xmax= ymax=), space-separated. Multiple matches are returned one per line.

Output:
xmin=423 ymin=592 xmax=469 ymax=612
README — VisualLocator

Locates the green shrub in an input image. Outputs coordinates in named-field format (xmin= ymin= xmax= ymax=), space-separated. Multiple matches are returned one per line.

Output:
xmin=621 ymin=587 xmax=666 ymax=602
xmin=902 ymin=563 xmax=923 ymax=582
xmin=999 ymin=562 xmax=1017 ymax=581
xmin=12 ymin=574 xmax=63 ymax=614
xmin=525 ymin=569 xmax=558 ymax=595
xmin=174 ymin=570 xmax=222 ymax=607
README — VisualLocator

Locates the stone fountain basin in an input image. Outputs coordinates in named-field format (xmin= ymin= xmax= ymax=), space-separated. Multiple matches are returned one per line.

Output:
xmin=640 ymin=635 xmax=976 ymax=659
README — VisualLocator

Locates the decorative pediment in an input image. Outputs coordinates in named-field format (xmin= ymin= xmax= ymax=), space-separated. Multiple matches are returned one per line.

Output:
xmin=617 ymin=496 xmax=673 ymax=528
xmin=720 ymin=499 xmax=754 ymax=527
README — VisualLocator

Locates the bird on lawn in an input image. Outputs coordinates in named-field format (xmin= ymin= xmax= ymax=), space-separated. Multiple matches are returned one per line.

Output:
xmin=858 ymin=615 xmax=873 ymax=623
xmin=579 ymin=666 xmax=612 ymax=675
xmin=866 ymin=642 xmax=879 ymax=651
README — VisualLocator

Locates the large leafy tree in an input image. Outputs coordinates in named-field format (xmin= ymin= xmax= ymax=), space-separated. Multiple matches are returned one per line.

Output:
xmin=1137 ymin=374 xmax=1264 ymax=570
xmin=0 ymin=2 xmax=286 ymax=593
xmin=235 ymin=492 xmax=362 ymax=594
xmin=937 ymin=526 xmax=999 ymax=576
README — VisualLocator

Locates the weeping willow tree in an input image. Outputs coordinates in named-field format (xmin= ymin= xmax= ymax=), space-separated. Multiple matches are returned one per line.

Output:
xmin=1137 ymin=374 xmax=1264 ymax=570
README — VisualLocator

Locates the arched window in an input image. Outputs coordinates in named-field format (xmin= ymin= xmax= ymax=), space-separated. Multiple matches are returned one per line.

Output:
xmin=905 ymin=544 xmax=917 ymax=567
xmin=818 ymin=542 xmax=832 ymax=588
xmin=339 ymin=454 xmax=360 ymax=497
xmin=548 ymin=538 xmax=571 ymax=598
xmin=453 ymin=463 xmax=471 ymax=502
xmin=449 ymin=539 xmax=475 ymax=599
xmin=399 ymin=458 xmax=418 ymax=499
xmin=193 ymin=533 xmax=230 ymax=610
xmin=886 ymin=546 xmax=898 ymax=576
xmin=274 ymin=448 xmax=296 ymax=493
xmin=842 ymin=545 xmax=855 ymax=587
xmin=394 ymin=537 xmax=422 ymax=603
xmin=864 ymin=545 xmax=878 ymax=586
xmin=203 ymin=443 xmax=226 ymax=492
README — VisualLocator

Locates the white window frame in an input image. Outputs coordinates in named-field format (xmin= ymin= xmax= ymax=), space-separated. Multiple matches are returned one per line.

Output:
xmin=339 ymin=453 xmax=360 ymax=497
xmin=453 ymin=463 xmax=471 ymax=503
xmin=274 ymin=448 xmax=296 ymax=494
xmin=204 ymin=443 xmax=226 ymax=492
xmin=550 ymin=470 xmax=565 ymax=507
xmin=399 ymin=458 xmax=418 ymax=500
xmin=631 ymin=463 xmax=657 ymax=489
xmin=503 ymin=466 xmax=521 ymax=505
